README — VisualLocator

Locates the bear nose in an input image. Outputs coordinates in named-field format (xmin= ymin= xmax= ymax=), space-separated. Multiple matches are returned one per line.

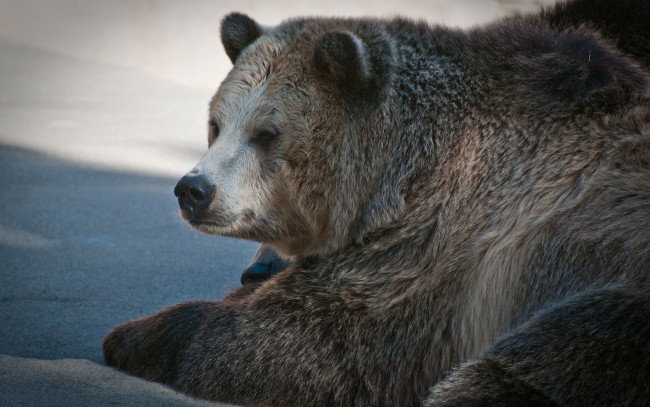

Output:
xmin=174 ymin=174 xmax=215 ymax=212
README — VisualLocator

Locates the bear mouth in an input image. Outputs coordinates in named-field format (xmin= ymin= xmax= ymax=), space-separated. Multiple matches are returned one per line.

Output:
xmin=181 ymin=210 xmax=255 ymax=235
xmin=186 ymin=219 xmax=235 ymax=235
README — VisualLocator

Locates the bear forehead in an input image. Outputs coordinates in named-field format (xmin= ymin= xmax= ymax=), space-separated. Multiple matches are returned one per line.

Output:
xmin=209 ymin=44 xmax=277 ymax=116
xmin=210 ymin=26 xmax=314 ymax=117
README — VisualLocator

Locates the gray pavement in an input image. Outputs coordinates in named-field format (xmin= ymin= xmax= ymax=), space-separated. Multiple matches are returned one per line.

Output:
xmin=0 ymin=37 xmax=252 ymax=406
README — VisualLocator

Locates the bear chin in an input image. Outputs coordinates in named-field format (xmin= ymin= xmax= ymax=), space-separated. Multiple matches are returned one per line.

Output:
xmin=181 ymin=209 xmax=256 ymax=236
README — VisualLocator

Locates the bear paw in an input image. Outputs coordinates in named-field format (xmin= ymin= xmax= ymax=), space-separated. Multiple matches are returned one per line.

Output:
xmin=103 ymin=302 xmax=207 ymax=384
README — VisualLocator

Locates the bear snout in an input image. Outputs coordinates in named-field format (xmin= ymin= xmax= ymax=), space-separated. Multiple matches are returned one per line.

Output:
xmin=174 ymin=173 xmax=215 ymax=212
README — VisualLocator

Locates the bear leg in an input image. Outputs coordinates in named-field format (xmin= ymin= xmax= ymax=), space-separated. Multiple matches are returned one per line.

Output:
xmin=103 ymin=301 xmax=211 ymax=384
xmin=425 ymin=285 xmax=650 ymax=406
xmin=241 ymin=244 xmax=290 ymax=284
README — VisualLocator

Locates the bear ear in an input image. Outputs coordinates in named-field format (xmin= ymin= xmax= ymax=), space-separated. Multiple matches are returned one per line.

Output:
xmin=220 ymin=12 xmax=265 ymax=64
xmin=526 ymin=30 xmax=648 ymax=105
xmin=313 ymin=31 xmax=372 ymax=88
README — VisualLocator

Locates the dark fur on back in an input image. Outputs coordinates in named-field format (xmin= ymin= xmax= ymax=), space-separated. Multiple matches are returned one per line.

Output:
xmin=104 ymin=1 xmax=650 ymax=406
xmin=542 ymin=0 xmax=650 ymax=71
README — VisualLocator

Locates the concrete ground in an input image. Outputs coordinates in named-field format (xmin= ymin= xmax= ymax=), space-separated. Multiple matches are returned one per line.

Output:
xmin=0 ymin=35 xmax=250 ymax=407
xmin=0 ymin=1 xmax=551 ymax=406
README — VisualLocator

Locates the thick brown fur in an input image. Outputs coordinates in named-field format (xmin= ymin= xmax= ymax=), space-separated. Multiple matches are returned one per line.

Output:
xmin=104 ymin=1 xmax=650 ymax=406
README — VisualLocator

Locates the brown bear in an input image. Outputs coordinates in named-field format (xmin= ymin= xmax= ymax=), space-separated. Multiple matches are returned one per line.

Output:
xmin=103 ymin=0 xmax=650 ymax=405
xmin=239 ymin=0 xmax=650 ymax=285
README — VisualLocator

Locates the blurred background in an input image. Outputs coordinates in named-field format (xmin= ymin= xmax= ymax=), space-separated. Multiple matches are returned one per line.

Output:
xmin=0 ymin=0 xmax=552 ymax=175
xmin=0 ymin=0 xmax=551 ymax=90
xmin=0 ymin=1 xmax=553 ymax=406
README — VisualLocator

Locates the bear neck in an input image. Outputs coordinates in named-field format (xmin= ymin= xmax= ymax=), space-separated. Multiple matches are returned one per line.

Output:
xmin=346 ymin=22 xmax=481 ymax=250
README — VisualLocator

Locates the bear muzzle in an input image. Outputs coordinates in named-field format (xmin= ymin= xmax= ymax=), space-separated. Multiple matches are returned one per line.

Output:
xmin=174 ymin=173 xmax=216 ymax=213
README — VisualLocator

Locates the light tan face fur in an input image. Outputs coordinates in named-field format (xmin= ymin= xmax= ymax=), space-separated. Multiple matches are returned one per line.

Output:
xmin=179 ymin=37 xmax=318 ymax=256
xmin=192 ymin=76 xmax=269 ymax=232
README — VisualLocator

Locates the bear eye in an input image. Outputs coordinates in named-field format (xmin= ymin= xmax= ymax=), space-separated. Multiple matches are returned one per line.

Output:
xmin=252 ymin=127 xmax=279 ymax=150
xmin=208 ymin=120 xmax=220 ymax=144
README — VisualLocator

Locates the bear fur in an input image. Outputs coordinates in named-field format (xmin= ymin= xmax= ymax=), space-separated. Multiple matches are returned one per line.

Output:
xmin=104 ymin=0 xmax=650 ymax=405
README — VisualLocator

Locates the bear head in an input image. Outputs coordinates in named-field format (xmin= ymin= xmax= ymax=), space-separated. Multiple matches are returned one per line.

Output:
xmin=175 ymin=11 xmax=648 ymax=259
xmin=174 ymin=13 xmax=403 ymax=257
